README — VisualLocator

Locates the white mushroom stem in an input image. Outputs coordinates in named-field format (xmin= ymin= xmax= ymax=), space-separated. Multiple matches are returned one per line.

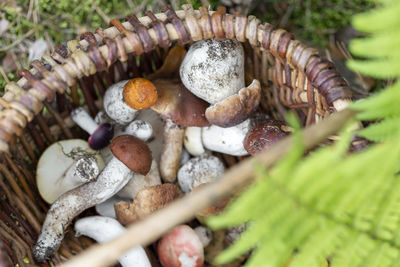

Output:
xmin=75 ymin=216 xmax=151 ymax=267
xmin=32 ymin=157 xmax=134 ymax=262
xmin=117 ymin=159 xmax=161 ymax=199
xmin=115 ymin=120 xmax=153 ymax=141
xmin=160 ymin=119 xmax=185 ymax=183
xmin=184 ymin=127 xmax=206 ymax=156
xmin=71 ymin=107 xmax=98 ymax=135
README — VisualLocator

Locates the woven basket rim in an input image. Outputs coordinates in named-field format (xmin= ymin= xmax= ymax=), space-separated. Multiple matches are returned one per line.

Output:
xmin=0 ymin=5 xmax=351 ymax=154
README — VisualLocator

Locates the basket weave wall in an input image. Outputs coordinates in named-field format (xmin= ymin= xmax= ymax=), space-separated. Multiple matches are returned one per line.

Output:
xmin=0 ymin=5 xmax=352 ymax=266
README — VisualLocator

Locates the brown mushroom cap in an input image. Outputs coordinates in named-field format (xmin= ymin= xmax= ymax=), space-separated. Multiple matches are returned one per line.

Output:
xmin=243 ymin=120 xmax=291 ymax=155
xmin=151 ymin=79 xmax=210 ymax=127
xmin=123 ymin=78 xmax=158 ymax=110
xmin=110 ymin=135 xmax=152 ymax=175
xmin=205 ymin=79 xmax=261 ymax=128
xmin=114 ymin=183 xmax=181 ymax=225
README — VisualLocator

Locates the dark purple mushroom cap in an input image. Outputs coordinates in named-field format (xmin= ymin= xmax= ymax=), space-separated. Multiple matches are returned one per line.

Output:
xmin=88 ymin=123 xmax=114 ymax=150
xmin=244 ymin=120 xmax=290 ymax=155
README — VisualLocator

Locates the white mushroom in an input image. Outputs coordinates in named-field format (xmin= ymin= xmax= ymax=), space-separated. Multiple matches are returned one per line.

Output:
xmin=33 ymin=136 xmax=152 ymax=262
xmin=177 ymin=154 xmax=225 ymax=194
xmin=36 ymin=139 xmax=104 ymax=204
xmin=180 ymin=148 xmax=191 ymax=165
xmin=180 ymin=38 xmax=245 ymax=104
xmin=117 ymin=159 xmax=161 ymax=199
xmin=180 ymin=38 xmax=261 ymax=127
xmin=74 ymin=216 xmax=151 ymax=267
xmin=71 ymin=107 xmax=114 ymax=150
xmin=194 ymin=226 xmax=213 ymax=248
xmin=201 ymin=118 xmax=255 ymax=156
xmin=115 ymin=119 xmax=153 ymax=141
xmin=103 ymin=80 xmax=139 ymax=125
xmin=184 ymin=127 xmax=206 ymax=156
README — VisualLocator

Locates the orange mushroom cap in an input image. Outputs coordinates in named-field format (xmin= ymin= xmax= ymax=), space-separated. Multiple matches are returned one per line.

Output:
xmin=123 ymin=78 xmax=158 ymax=110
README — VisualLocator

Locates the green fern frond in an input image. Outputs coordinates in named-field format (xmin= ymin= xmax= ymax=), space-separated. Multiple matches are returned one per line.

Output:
xmin=352 ymin=1 xmax=400 ymax=33
xmin=207 ymin=1 xmax=400 ymax=266
xmin=209 ymin=138 xmax=400 ymax=267
xmin=358 ymin=116 xmax=400 ymax=141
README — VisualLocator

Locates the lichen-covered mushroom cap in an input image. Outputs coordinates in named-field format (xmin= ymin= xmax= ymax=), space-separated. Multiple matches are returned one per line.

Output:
xmin=180 ymin=38 xmax=245 ymax=104
xmin=110 ymin=135 xmax=152 ymax=175
xmin=36 ymin=139 xmax=104 ymax=204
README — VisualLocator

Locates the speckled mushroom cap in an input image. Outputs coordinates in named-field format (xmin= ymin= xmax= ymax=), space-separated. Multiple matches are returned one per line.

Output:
xmin=179 ymin=38 xmax=245 ymax=104
xmin=110 ymin=135 xmax=152 ymax=175
xmin=151 ymin=79 xmax=210 ymax=127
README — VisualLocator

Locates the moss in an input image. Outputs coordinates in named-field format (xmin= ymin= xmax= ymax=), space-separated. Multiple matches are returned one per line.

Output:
xmin=255 ymin=0 xmax=375 ymax=47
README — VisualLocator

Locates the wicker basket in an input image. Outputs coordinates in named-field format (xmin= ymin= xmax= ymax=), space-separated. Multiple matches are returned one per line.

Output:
xmin=0 ymin=5 xmax=352 ymax=266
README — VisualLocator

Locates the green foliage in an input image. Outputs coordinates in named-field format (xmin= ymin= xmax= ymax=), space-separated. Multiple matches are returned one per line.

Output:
xmin=208 ymin=1 xmax=400 ymax=266
xmin=258 ymin=0 xmax=374 ymax=47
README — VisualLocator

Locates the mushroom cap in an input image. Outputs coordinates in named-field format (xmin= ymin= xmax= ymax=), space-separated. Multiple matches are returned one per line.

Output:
xmin=151 ymin=79 xmax=210 ymax=127
xmin=157 ymin=225 xmax=204 ymax=267
xmin=36 ymin=139 xmax=104 ymax=204
xmin=123 ymin=78 xmax=158 ymax=110
xmin=180 ymin=38 xmax=245 ymax=104
xmin=177 ymin=154 xmax=224 ymax=193
xmin=114 ymin=183 xmax=181 ymax=225
xmin=243 ymin=120 xmax=290 ymax=155
xmin=110 ymin=135 xmax=152 ymax=175
xmin=205 ymin=79 xmax=261 ymax=128
xmin=88 ymin=123 xmax=114 ymax=150
xmin=103 ymin=80 xmax=138 ymax=125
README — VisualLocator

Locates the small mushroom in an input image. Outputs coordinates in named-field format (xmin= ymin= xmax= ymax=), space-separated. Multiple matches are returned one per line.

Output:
xmin=115 ymin=183 xmax=181 ymax=226
xmin=71 ymin=107 xmax=114 ymax=150
xmin=117 ymin=159 xmax=161 ymax=199
xmin=36 ymin=139 xmax=104 ymax=204
xmin=177 ymin=154 xmax=224 ymax=194
xmin=74 ymin=216 xmax=151 ymax=267
xmin=103 ymin=80 xmax=138 ymax=125
xmin=193 ymin=226 xmax=213 ymax=248
xmin=123 ymin=78 xmax=158 ymax=110
xmin=180 ymin=38 xmax=261 ymax=127
xmin=243 ymin=120 xmax=291 ymax=155
xmin=115 ymin=119 xmax=153 ymax=141
xmin=151 ymin=79 xmax=210 ymax=182
xmin=202 ymin=118 xmax=256 ymax=156
xmin=157 ymin=225 xmax=204 ymax=267
xmin=32 ymin=135 xmax=152 ymax=262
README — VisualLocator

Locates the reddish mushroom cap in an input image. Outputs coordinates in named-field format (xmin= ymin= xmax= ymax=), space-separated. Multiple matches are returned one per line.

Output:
xmin=243 ymin=120 xmax=290 ymax=155
xmin=157 ymin=225 xmax=204 ymax=267
xmin=151 ymin=79 xmax=210 ymax=127
xmin=110 ymin=135 xmax=152 ymax=175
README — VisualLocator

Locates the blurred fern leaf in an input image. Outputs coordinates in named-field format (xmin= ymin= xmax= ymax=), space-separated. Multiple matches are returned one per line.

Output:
xmin=207 ymin=1 xmax=400 ymax=266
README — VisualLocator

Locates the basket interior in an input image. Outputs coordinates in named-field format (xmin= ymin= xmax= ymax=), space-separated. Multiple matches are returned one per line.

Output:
xmin=0 ymin=5 xmax=352 ymax=266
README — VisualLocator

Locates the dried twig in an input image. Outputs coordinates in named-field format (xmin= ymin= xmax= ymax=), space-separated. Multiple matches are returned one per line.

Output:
xmin=60 ymin=108 xmax=357 ymax=267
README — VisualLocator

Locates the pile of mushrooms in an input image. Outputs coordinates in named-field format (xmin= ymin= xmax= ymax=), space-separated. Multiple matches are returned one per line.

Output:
xmin=33 ymin=39 xmax=292 ymax=265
